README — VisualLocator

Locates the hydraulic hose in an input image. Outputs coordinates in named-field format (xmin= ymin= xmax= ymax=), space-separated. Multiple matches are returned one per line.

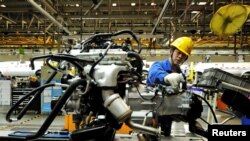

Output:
xmin=6 ymin=83 xmax=55 ymax=122
xmin=79 ymin=30 xmax=141 ymax=54
xmin=9 ymin=71 xmax=57 ymax=122
xmin=25 ymin=79 xmax=86 ymax=140
xmin=127 ymin=51 xmax=143 ymax=75
xmin=30 ymin=54 xmax=94 ymax=72
xmin=89 ymin=41 xmax=113 ymax=78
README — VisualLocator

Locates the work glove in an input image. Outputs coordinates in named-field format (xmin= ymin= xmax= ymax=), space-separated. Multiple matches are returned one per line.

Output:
xmin=164 ymin=73 xmax=185 ymax=88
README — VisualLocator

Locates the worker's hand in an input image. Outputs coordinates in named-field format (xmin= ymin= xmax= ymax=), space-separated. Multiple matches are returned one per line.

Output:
xmin=164 ymin=73 xmax=185 ymax=88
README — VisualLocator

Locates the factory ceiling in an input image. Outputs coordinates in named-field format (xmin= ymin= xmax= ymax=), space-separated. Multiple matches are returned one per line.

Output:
xmin=0 ymin=0 xmax=250 ymax=47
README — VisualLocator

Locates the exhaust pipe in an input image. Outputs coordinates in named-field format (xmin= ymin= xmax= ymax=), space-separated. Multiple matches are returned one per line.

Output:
xmin=125 ymin=119 xmax=161 ymax=137
xmin=103 ymin=93 xmax=161 ymax=136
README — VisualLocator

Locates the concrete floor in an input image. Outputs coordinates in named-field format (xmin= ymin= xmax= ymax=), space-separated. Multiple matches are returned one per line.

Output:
xmin=0 ymin=104 xmax=242 ymax=141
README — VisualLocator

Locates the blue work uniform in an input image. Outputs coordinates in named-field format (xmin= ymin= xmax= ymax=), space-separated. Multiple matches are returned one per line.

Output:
xmin=146 ymin=58 xmax=185 ymax=136
xmin=147 ymin=59 xmax=183 ymax=87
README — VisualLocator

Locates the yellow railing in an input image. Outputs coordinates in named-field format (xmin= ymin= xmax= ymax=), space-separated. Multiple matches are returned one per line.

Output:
xmin=0 ymin=36 xmax=56 ymax=45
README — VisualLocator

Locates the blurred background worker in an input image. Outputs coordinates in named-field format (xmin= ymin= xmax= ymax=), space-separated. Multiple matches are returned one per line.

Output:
xmin=69 ymin=67 xmax=76 ymax=77
xmin=146 ymin=36 xmax=193 ymax=136
xmin=29 ymin=76 xmax=40 ymax=88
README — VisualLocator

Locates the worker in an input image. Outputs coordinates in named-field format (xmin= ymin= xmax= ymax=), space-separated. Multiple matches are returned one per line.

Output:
xmin=146 ymin=36 xmax=193 ymax=136
xmin=69 ymin=67 xmax=76 ymax=76
xmin=125 ymin=37 xmax=132 ymax=45
xmin=122 ymin=37 xmax=132 ymax=52
xmin=29 ymin=76 xmax=40 ymax=88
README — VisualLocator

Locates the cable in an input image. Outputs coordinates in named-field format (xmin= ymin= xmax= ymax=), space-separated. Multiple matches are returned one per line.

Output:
xmin=6 ymin=83 xmax=55 ymax=122
xmin=191 ymin=92 xmax=218 ymax=123
xmin=216 ymin=108 xmax=235 ymax=116
xmin=89 ymin=41 xmax=113 ymax=78
xmin=199 ymin=117 xmax=211 ymax=125
xmin=135 ymin=86 xmax=156 ymax=101
xmin=220 ymin=115 xmax=236 ymax=124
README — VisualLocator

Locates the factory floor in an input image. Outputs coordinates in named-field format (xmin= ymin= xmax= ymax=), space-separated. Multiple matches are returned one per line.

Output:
xmin=0 ymin=105 xmax=241 ymax=141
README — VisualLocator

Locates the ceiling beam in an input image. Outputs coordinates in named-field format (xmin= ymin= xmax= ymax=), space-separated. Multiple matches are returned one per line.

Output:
xmin=0 ymin=15 xmax=17 ymax=24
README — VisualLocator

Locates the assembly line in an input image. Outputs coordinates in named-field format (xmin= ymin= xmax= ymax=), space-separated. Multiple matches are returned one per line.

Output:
xmin=0 ymin=1 xmax=250 ymax=141
xmin=0 ymin=29 xmax=248 ymax=141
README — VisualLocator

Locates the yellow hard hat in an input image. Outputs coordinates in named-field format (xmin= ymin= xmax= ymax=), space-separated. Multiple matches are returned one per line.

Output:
xmin=171 ymin=37 xmax=193 ymax=56
xmin=30 ymin=76 xmax=37 ymax=82
xmin=69 ymin=67 xmax=76 ymax=76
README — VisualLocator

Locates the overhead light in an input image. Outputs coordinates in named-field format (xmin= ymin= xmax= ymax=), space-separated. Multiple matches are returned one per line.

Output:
xmin=210 ymin=2 xmax=213 ymax=5
xmin=151 ymin=2 xmax=156 ymax=6
xmin=197 ymin=2 xmax=206 ymax=5
xmin=1 ymin=4 xmax=6 ymax=7
xmin=191 ymin=11 xmax=200 ymax=14
xmin=112 ymin=3 xmax=117 ymax=7
xmin=76 ymin=4 xmax=79 ymax=7
xmin=131 ymin=3 xmax=136 ymax=6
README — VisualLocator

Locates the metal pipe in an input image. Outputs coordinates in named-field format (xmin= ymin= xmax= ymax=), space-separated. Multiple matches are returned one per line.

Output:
xmin=28 ymin=17 xmax=35 ymax=29
xmin=41 ymin=0 xmax=70 ymax=26
xmin=80 ymin=0 xmax=83 ymax=40
xmin=125 ymin=119 xmax=161 ymax=136
xmin=27 ymin=0 xmax=72 ymax=35
xmin=93 ymin=0 xmax=103 ymax=10
xmin=40 ymin=0 xmax=57 ymax=14
xmin=222 ymin=81 xmax=250 ymax=94
xmin=0 ymin=15 xmax=17 ymax=24
xmin=151 ymin=0 xmax=171 ymax=34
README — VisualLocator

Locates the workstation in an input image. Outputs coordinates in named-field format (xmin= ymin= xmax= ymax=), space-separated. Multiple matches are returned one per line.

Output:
xmin=0 ymin=0 xmax=250 ymax=141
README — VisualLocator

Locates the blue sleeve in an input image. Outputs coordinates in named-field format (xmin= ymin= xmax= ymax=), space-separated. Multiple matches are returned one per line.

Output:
xmin=146 ymin=59 xmax=172 ymax=86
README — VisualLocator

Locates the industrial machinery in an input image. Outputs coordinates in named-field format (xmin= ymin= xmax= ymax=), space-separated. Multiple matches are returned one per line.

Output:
xmin=0 ymin=61 xmax=43 ymax=77
xmin=196 ymin=68 xmax=250 ymax=118
xmin=210 ymin=3 xmax=249 ymax=36
xmin=5 ymin=30 xmax=162 ymax=141
xmin=4 ymin=30 xmax=250 ymax=141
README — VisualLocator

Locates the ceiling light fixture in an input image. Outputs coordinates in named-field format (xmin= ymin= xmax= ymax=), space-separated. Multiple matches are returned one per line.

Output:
xmin=151 ymin=2 xmax=156 ymax=6
xmin=197 ymin=2 xmax=206 ymax=5
xmin=112 ymin=3 xmax=117 ymax=7
xmin=191 ymin=11 xmax=200 ymax=14
xmin=131 ymin=3 xmax=136 ymax=6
